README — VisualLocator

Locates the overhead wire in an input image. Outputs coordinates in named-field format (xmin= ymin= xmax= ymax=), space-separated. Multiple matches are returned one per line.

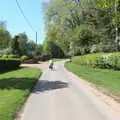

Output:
xmin=15 ymin=0 xmax=36 ymax=32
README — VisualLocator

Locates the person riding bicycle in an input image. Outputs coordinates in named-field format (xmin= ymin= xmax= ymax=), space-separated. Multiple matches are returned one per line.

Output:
xmin=49 ymin=60 xmax=54 ymax=70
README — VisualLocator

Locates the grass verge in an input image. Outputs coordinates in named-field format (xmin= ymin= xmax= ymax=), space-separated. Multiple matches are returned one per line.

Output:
xmin=65 ymin=63 xmax=120 ymax=100
xmin=52 ymin=58 xmax=65 ymax=62
xmin=0 ymin=67 xmax=42 ymax=120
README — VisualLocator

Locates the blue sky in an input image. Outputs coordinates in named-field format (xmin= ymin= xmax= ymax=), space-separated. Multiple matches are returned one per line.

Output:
xmin=0 ymin=0 xmax=49 ymax=44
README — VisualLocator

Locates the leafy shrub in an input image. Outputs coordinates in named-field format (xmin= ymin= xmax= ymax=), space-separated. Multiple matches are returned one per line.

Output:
xmin=72 ymin=53 xmax=104 ymax=67
xmin=20 ymin=55 xmax=28 ymax=62
xmin=2 ymin=54 xmax=8 ymax=58
xmin=0 ymin=54 xmax=17 ymax=59
xmin=8 ymin=54 xmax=17 ymax=58
xmin=0 ymin=59 xmax=21 ymax=72
xmin=72 ymin=53 xmax=120 ymax=70
xmin=95 ymin=54 xmax=120 ymax=70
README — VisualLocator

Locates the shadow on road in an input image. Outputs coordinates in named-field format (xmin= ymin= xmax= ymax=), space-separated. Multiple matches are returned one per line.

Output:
xmin=33 ymin=80 xmax=69 ymax=93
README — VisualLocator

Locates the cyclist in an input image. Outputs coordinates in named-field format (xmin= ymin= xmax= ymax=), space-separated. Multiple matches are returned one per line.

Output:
xmin=49 ymin=60 xmax=54 ymax=70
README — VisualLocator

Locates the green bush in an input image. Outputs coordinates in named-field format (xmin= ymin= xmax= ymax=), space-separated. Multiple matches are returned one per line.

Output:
xmin=2 ymin=54 xmax=8 ymax=58
xmin=95 ymin=54 xmax=120 ymax=70
xmin=0 ymin=59 xmax=21 ymax=72
xmin=0 ymin=54 xmax=17 ymax=59
xmin=72 ymin=53 xmax=105 ymax=67
xmin=8 ymin=54 xmax=17 ymax=58
xmin=20 ymin=55 xmax=28 ymax=62
xmin=72 ymin=53 xmax=120 ymax=70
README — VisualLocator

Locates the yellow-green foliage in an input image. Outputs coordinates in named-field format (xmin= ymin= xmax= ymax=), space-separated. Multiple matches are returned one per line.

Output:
xmin=72 ymin=53 xmax=120 ymax=70
xmin=72 ymin=53 xmax=106 ymax=66
xmin=20 ymin=55 xmax=28 ymax=62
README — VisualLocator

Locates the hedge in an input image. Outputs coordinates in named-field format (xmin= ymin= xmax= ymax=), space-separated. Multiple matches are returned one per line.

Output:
xmin=72 ymin=53 xmax=106 ymax=67
xmin=0 ymin=59 xmax=21 ymax=71
xmin=0 ymin=54 xmax=17 ymax=59
xmin=95 ymin=54 xmax=120 ymax=70
xmin=72 ymin=53 xmax=120 ymax=70
xmin=20 ymin=55 xmax=28 ymax=62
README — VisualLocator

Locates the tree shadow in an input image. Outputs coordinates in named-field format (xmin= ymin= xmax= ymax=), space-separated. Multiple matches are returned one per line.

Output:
xmin=0 ymin=67 xmax=21 ymax=74
xmin=0 ymin=77 xmax=37 ymax=90
xmin=0 ymin=78 xmax=68 ymax=92
xmin=33 ymin=80 xmax=69 ymax=93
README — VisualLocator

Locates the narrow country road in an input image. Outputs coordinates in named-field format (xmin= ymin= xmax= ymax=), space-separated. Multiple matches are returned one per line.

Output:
xmin=21 ymin=61 xmax=120 ymax=120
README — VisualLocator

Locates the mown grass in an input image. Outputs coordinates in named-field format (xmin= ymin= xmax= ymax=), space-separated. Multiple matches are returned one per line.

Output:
xmin=0 ymin=67 xmax=42 ymax=120
xmin=65 ymin=63 xmax=120 ymax=98
xmin=47 ymin=58 xmax=65 ymax=62
xmin=53 ymin=58 xmax=65 ymax=62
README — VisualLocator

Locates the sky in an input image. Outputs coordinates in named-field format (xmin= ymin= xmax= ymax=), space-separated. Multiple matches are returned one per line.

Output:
xmin=0 ymin=0 xmax=49 ymax=44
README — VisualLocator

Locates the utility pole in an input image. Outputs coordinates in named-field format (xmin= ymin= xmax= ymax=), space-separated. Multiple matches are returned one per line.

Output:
xmin=35 ymin=32 xmax=38 ymax=56
xmin=36 ymin=32 xmax=38 ymax=45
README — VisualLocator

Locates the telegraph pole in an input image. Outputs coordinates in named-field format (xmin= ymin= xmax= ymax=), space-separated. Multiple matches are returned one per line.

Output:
xmin=36 ymin=32 xmax=38 ymax=45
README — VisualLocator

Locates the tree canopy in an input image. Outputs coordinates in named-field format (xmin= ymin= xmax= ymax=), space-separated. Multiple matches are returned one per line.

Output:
xmin=43 ymin=0 xmax=120 ymax=56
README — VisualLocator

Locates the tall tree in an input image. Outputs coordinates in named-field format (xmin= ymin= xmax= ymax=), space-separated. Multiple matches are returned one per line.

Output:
xmin=43 ymin=40 xmax=65 ymax=58
xmin=17 ymin=32 xmax=28 ymax=55
xmin=0 ymin=21 xmax=11 ymax=49
xmin=27 ymin=40 xmax=36 ymax=58
xmin=11 ymin=36 xmax=20 ymax=55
